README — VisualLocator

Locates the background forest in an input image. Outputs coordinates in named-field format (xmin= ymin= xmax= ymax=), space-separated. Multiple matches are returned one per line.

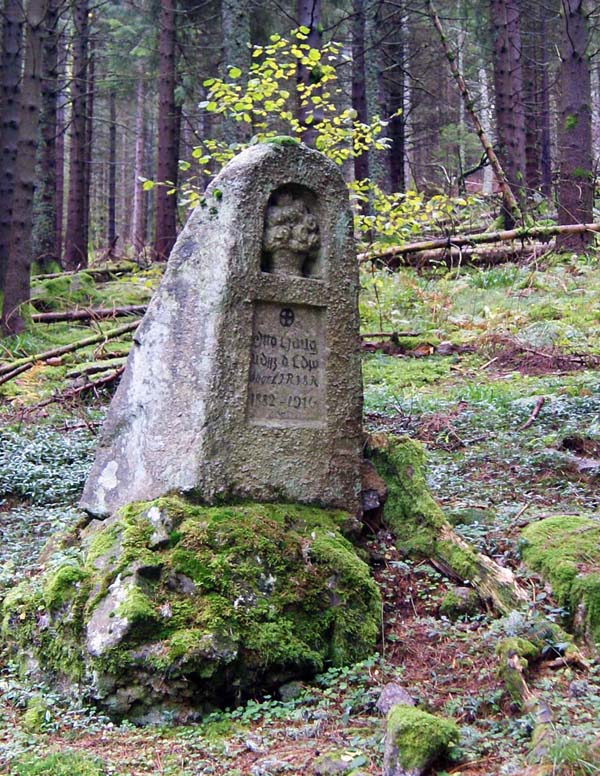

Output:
xmin=1 ymin=0 xmax=599 ymax=335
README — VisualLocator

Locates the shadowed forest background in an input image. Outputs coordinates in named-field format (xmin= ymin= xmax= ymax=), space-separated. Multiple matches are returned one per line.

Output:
xmin=0 ymin=0 xmax=599 ymax=334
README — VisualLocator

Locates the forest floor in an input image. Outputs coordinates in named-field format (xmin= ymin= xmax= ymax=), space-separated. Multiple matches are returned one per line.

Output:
xmin=1 ymin=250 xmax=600 ymax=775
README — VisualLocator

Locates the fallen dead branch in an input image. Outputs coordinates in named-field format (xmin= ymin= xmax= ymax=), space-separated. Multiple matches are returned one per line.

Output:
xmin=34 ymin=262 xmax=142 ymax=281
xmin=25 ymin=366 xmax=125 ymax=411
xmin=518 ymin=397 xmax=545 ymax=431
xmin=0 ymin=320 xmax=139 ymax=386
xmin=358 ymin=223 xmax=600 ymax=264
xmin=32 ymin=305 xmax=147 ymax=324
xmin=361 ymin=331 xmax=421 ymax=339
xmin=66 ymin=358 xmax=127 ymax=379
xmin=433 ymin=524 xmax=529 ymax=613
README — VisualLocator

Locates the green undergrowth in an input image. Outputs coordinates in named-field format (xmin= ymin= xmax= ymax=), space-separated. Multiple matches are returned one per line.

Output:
xmin=0 ymin=426 xmax=94 ymax=506
xmin=11 ymin=751 xmax=106 ymax=776
xmin=0 ymin=265 xmax=161 ymax=407
xmin=359 ymin=254 xmax=600 ymax=352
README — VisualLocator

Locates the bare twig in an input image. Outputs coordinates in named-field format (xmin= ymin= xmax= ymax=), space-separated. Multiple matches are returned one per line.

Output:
xmin=518 ymin=397 xmax=545 ymax=431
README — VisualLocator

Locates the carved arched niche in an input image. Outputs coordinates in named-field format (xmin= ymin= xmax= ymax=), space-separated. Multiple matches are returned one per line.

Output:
xmin=261 ymin=184 xmax=322 ymax=279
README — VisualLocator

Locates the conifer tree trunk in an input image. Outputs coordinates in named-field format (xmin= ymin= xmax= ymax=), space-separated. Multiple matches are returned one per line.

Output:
xmin=221 ymin=0 xmax=250 ymax=146
xmin=429 ymin=0 xmax=521 ymax=223
xmin=556 ymin=0 xmax=593 ymax=252
xmin=82 ymin=37 xmax=94 ymax=255
xmin=538 ymin=13 xmax=552 ymax=201
xmin=365 ymin=0 xmax=390 ymax=191
xmin=352 ymin=0 xmax=369 ymax=183
xmin=63 ymin=0 xmax=88 ymax=270
xmin=1 ymin=0 xmax=48 ymax=335
xmin=32 ymin=0 xmax=59 ymax=271
xmin=519 ymin=0 xmax=554 ymax=199
xmin=296 ymin=0 xmax=322 ymax=146
xmin=384 ymin=1 xmax=406 ymax=192
xmin=490 ymin=0 xmax=527 ymax=224
xmin=154 ymin=0 xmax=179 ymax=262
xmin=55 ymin=27 xmax=66 ymax=262
xmin=108 ymin=89 xmax=117 ymax=252
xmin=0 ymin=0 xmax=24 ymax=293
xmin=131 ymin=76 xmax=145 ymax=256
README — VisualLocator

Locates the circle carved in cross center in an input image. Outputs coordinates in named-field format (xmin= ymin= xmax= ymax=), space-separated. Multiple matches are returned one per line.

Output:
xmin=279 ymin=307 xmax=295 ymax=327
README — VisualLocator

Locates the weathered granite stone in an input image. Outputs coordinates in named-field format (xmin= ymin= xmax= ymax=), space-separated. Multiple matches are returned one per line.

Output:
xmin=81 ymin=142 xmax=363 ymax=518
xmin=376 ymin=682 xmax=415 ymax=715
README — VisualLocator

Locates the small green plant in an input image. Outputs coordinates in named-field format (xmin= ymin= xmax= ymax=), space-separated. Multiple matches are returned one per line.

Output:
xmin=544 ymin=736 xmax=600 ymax=775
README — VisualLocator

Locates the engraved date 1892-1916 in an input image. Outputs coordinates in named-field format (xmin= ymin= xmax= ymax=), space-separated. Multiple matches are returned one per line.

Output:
xmin=247 ymin=303 xmax=325 ymax=423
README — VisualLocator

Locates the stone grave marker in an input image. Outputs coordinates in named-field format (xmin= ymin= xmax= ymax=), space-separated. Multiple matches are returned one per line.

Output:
xmin=81 ymin=142 xmax=363 ymax=518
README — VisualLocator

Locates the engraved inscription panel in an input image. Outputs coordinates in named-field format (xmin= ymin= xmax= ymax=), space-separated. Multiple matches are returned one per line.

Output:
xmin=247 ymin=302 xmax=325 ymax=425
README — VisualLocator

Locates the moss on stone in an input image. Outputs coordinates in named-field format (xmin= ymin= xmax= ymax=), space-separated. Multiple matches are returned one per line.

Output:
xmin=521 ymin=516 xmax=600 ymax=646
xmin=86 ymin=525 xmax=119 ymax=565
xmin=439 ymin=588 xmax=480 ymax=620
xmin=386 ymin=704 xmax=459 ymax=772
xmin=2 ymin=497 xmax=380 ymax=720
xmin=495 ymin=636 xmax=540 ymax=663
xmin=43 ymin=563 xmax=89 ymax=610
xmin=116 ymin=587 xmax=156 ymax=623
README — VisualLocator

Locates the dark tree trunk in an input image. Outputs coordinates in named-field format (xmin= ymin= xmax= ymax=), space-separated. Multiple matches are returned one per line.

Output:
xmin=131 ymin=76 xmax=145 ymax=256
xmin=55 ymin=26 xmax=66 ymax=262
xmin=221 ymin=0 xmax=251 ymax=146
xmin=108 ymin=89 xmax=117 ymax=250
xmin=352 ymin=0 xmax=369 ymax=182
xmin=384 ymin=1 xmax=406 ymax=192
xmin=490 ymin=0 xmax=527 ymax=225
xmin=154 ymin=0 xmax=179 ymax=262
xmin=296 ymin=0 xmax=322 ymax=146
xmin=539 ymin=13 xmax=552 ymax=200
xmin=519 ymin=0 xmax=555 ymax=200
xmin=63 ymin=0 xmax=88 ymax=270
xmin=0 ymin=0 xmax=24 ymax=293
xmin=365 ymin=0 xmax=390 ymax=191
xmin=2 ymin=0 xmax=48 ymax=335
xmin=82 ymin=37 xmax=94 ymax=255
xmin=556 ymin=0 xmax=593 ymax=252
xmin=32 ymin=0 xmax=60 ymax=271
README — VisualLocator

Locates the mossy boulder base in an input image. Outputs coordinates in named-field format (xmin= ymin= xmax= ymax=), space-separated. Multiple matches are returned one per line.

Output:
xmin=3 ymin=499 xmax=381 ymax=722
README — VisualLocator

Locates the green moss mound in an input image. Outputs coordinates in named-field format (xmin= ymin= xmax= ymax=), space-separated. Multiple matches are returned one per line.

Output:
xmin=30 ymin=272 xmax=102 ymax=312
xmin=2 ymin=498 xmax=380 ymax=723
xmin=385 ymin=704 xmax=459 ymax=772
xmin=520 ymin=515 xmax=600 ymax=647
xmin=11 ymin=751 xmax=105 ymax=776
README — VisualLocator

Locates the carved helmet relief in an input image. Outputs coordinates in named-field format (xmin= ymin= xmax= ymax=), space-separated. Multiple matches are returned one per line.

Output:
xmin=262 ymin=185 xmax=321 ymax=277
